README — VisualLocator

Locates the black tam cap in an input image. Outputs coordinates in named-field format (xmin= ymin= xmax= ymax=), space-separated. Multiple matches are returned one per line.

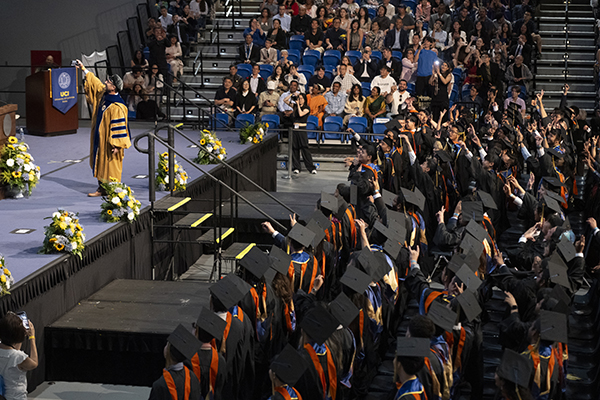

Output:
xmin=385 ymin=119 xmax=402 ymax=133
xmin=309 ymin=209 xmax=331 ymax=230
xmin=459 ymin=233 xmax=484 ymax=258
xmin=269 ymin=246 xmax=292 ymax=275
xmin=454 ymin=264 xmax=481 ymax=292
xmin=287 ymin=223 xmax=316 ymax=249
xmin=542 ymin=194 xmax=562 ymax=215
xmin=547 ymin=147 xmax=566 ymax=159
xmin=477 ymin=190 xmax=497 ymax=210
xmin=434 ymin=150 xmax=453 ymax=164
xmin=396 ymin=337 xmax=430 ymax=357
xmin=456 ymin=290 xmax=482 ymax=322
xmin=210 ymin=274 xmax=251 ymax=309
xmin=400 ymin=187 xmax=426 ymax=211
xmin=542 ymin=176 xmax=565 ymax=189
xmin=382 ymin=189 xmax=397 ymax=208
xmin=427 ymin=301 xmax=456 ymax=332
xmin=329 ymin=292 xmax=360 ymax=328
xmin=497 ymin=349 xmax=533 ymax=388
xmin=320 ymin=192 xmax=339 ymax=213
xmin=547 ymin=253 xmax=571 ymax=290
xmin=168 ymin=324 xmax=202 ymax=360
xmin=240 ymin=246 xmax=271 ymax=279
xmin=306 ymin=219 xmax=326 ymax=248
xmin=358 ymin=248 xmax=387 ymax=281
xmin=196 ymin=306 xmax=227 ymax=339
xmin=462 ymin=201 xmax=484 ymax=223
xmin=270 ymin=344 xmax=308 ymax=386
xmin=556 ymin=237 xmax=576 ymax=262
xmin=540 ymin=310 xmax=568 ymax=343
xmin=340 ymin=266 xmax=372 ymax=294
xmin=465 ymin=220 xmax=489 ymax=243
xmin=300 ymin=305 xmax=339 ymax=345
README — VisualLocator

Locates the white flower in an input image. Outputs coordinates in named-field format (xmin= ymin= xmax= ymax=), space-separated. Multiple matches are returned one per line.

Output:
xmin=71 ymin=241 xmax=78 ymax=250
xmin=52 ymin=212 xmax=60 ymax=219
xmin=6 ymin=280 xmax=10 ymax=290
xmin=218 ymin=154 xmax=224 ymax=160
xmin=259 ymin=127 xmax=265 ymax=135
xmin=64 ymin=216 xmax=72 ymax=224
xmin=164 ymin=176 xmax=169 ymax=184
xmin=111 ymin=197 xmax=120 ymax=204
xmin=16 ymin=158 xmax=24 ymax=165
xmin=128 ymin=212 xmax=134 ymax=220
xmin=6 ymin=159 xmax=14 ymax=167
xmin=206 ymin=146 xmax=213 ymax=153
xmin=25 ymin=163 xmax=33 ymax=172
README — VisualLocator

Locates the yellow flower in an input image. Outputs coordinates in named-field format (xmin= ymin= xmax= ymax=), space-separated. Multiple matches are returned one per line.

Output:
xmin=49 ymin=238 xmax=57 ymax=243
xmin=60 ymin=216 xmax=65 ymax=221
xmin=7 ymin=145 xmax=14 ymax=150
xmin=216 ymin=140 xmax=222 ymax=147
xmin=4 ymin=269 xmax=10 ymax=276
xmin=161 ymin=152 xmax=168 ymax=158
xmin=18 ymin=145 xmax=27 ymax=152
xmin=29 ymin=173 xmax=35 ymax=181
xmin=220 ymin=148 xmax=226 ymax=154
xmin=118 ymin=192 xmax=125 ymax=199
xmin=55 ymin=243 xmax=65 ymax=251
xmin=11 ymin=171 xmax=21 ymax=178
xmin=200 ymin=138 xmax=206 ymax=145
xmin=59 ymin=221 xmax=68 ymax=230
xmin=76 ymin=224 xmax=82 ymax=231
xmin=175 ymin=165 xmax=179 ymax=171
xmin=265 ymin=123 xmax=269 ymax=128
xmin=0 ymin=276 xmax=6 ymax=284
xmin=117 ymin=202 xmax=122 ymax=207
xmin=7 ymin=136 xmax=17 ymax=144
xmin=127 ymin=200 xmax=134 ymax=208
xmin=16 ymin=154 xmax=23 ymax=159
xmin=107 ymin=209 xmax=113 ymax=215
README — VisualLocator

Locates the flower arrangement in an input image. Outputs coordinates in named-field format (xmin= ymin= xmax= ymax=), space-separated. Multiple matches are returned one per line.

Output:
xmin=194 ymin=129 xmax=227 ymax=164
xmin=0 ymin=255 xmax=14 ymax=296
xmin=100 ymin=179 xmax=142 ymax=223
xmin=40 ymin=209 xmax=86 ymax=258
xmin=239 ymin=122 xmax=268 ymax=144
xmin=0 ymin=136 xmax=41 ymax=197
xmin=156 ymin=152 xmax=188 ymax=191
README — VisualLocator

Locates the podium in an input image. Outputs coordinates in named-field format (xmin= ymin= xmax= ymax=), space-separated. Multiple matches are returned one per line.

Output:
xmin=26 ymin=70 xmax=78 ymax=136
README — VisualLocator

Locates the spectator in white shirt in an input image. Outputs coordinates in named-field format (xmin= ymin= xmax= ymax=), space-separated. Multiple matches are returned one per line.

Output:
xmin=159 ymin=6 xmax=174 ymax=30
xmin=431 ymin=19 xmax=448 ymax=51
xmin=371 ymin=66 xmax=397 ymax=96
xmin=272 ymin=5 xmax=292 ymax=32
xmin=385 ymin=79 xmax=411 ymax=117
xmin=333 ymin=64 xmax=361 ymax=94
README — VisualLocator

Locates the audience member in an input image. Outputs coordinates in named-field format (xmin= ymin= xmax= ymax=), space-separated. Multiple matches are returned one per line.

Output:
xmin=385 ymin=79 xmax=410 ymax=116
xmin=385 ymin=18 xmax=409 ymax=52
xmin=373 ymin=6 xmax=391 ymax=31
xmin=325 ymin=18 xmax=347 ymax=51
xmin=415 ymin=37 xmax=437 ymax=96
xmin=238 ymin=34 xmax=261 ymax=64
xmin=379 ymin=47 xmax=402 ymax=82
xmin=343 ymin=83 xmax=365 ymax=124
xmin=278 ymin=80 xmax=301 ymax=127
xmin=354 ymin=46 xmax=378 ymax=83
xmin=258 ymin=81 xmax=280 ymax=117
xmin=307 ymin=84 xmax=328 ymax=127
xmin=267 ymin=18 xmax=287 ymax=50
xmin=347 ymin=20 xmax=364 ymax=51
xmin=333 ymin=64 xmax=361 ymax=94
xmin=305 ymin=19 xmax=325 ymax=53
xmin=0 ymin=313 xmax=38 ymax=400
xmin=401 ymin=48 xmax=417 ymax=84
xmin=430 ymin=3 xmax=450 ymax=31
xmin=291 ymin=5 xmax=312 ymax=35
xmin=338 ymin=8 xmax=351 ymax=31
xmin=364 ymin=86 xmax=386 ymax=127
xmin=235 ymin=80 xmax=258 ymax=116
xmin=273 ymin=5 xmax=292 ymax=32
xmin=285 ymin=64 xmax=308 ymax=93
xmin=247 ymin=64 xmax=267 ymax=96
xmin=509 ymin=34 xmax=533 ymax=67
xmin=268 ymin=65 xmax=289 ymax=94
xmin=371 ymin=65 xmax=397 ymax=95
xmin=244 ymin=19 xmax=267 ymax=47
xmin=165 ymin=35 xmax=184 ymax=80
xmin=505 ymin=55 xmax=533 ymax=94
xmin=308 ymin=66 xmax=332 ymax=90
xmin=131 ymin=50 xmax=149 ymax=71
xmin=324 ymin=81 xmax=347 ymax=118
xmin=259 ymin=8 xmax=273 ymax=32
xmin=214 ymin=77 xmax=237 ymax=116
xmin=258 ymin=39 xmax=278 ymax=66
xmin=159 ymin=6 xmax=174 ymax=29
xmin=365 ymin=21 xmax=386 ymax=52
xmin=123 ymin=66 xmax=146 ymax=91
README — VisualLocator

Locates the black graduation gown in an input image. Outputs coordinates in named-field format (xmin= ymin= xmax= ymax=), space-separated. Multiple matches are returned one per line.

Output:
xmin=416 ymin=349 xmax=444 ymax=400
xmin=148 ymin=366 xmax=202 ymax=400
xmin=409 ymin=159 xmax=441 ymax=245
xmin=326 ymin=327 xmax=356 ymax=399
xmin=218 ymin=312 xmax=246 ymax=400
xmin=185 ymin=348 xmax=227 ymax=400
xmin=233 ymin=307 xmax=256 ymax=400
xmin=296 ymin=344 xmax=336 ymax=400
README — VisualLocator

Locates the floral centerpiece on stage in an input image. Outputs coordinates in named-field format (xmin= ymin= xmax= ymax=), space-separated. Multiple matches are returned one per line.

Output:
xmin=100 ymin=179 xmax=142 ymax=223
xmin=0 ymin=136 xmax=41 ymax=197
xmin=40 ymin=209 xmax=86 ymax=258
xmin=194 ymin=129 xmax=227 ymax=164
xmin=0 ymin=255 xmax=14 ymax=296
xmin=240 ymin=122 xmax=268 ymax=144
xmin=156 ymin=152 xmax=188 ymax=191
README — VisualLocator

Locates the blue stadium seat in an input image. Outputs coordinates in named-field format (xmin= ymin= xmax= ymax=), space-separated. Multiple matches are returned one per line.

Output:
xmin=306 ymin=115 xmax=320 ymax=141
xmin=373 ymin=123 xmax=387 ymax=135
xmin=214 ymin=113 xmax=230 ymax=130
xmin=323 ymin=50 xmax=341 ymax=66
xmin=289 ymin=35 xmax=305 ymax=51
xmin=345 ymin=50 xmax=361 ymax=66
xmin=361 ymin=81 xmax=371 ymax=97
xmin=407 ymin=83 xmax=415 ymax=95
xmin=287 ymin=49 xmax=301 ymax=65
xmin=324 ymin=70 xmax=334 ymax=81
xmin=143 ymin=47 xmax=150 ymax=62
xmin=128 ymin=110 xmax=136 ymax=120
xmin=370 ymin=51 xmax=382 ymax=64
xmin=402 ymin=0 xmax=417 ymax=13
xmin=392 ymin=51 xmax=403 ymax=62
xmin=261 ymin=114 xmax=280 ymax=131
xmin=303 ymin=49 xmax=321 ymax=67
xmin=298 ymin=65 xmax=315 ymax=82
xmin=348 ymin=116 xmax=368 ymax=136
xmin=237 ymin=63 xmax=252 ymax=79
xmin=259 ymin=64 xmax=274 ymax=80
xmin=235 ymin=113 xmax=255 ymax=129
xmin=368 ymin=8 xmax=376 ymax=19
xmin=323 ymin=116 xmax=344 ymax=141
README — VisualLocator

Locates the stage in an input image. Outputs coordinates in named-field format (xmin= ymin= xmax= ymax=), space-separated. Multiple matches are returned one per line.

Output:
xmin=0 ymin=121 xmax=279 ymax=391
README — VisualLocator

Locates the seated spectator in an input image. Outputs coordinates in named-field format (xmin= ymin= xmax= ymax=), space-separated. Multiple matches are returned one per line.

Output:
xmin=341 ymin=0 xmax=359 ymax=17
xmin=505 ymin=55 xmax=533 ymax=94
xmin=503 ymin=85 xmax=526 ymax=116
xmin=343 ymin=83 xmax=365 ymax=124
xmin=285 ymin=64 xmax=307 ymax=93
xmin=291 ymin=5 xmax=311 ymax=35
xmin=324 ymin=81 xmax=347 ymax=118
xmin=307 ymin=84 xmax=328 ymax=127
xmin=365 ymin=21 xmax=385 ymax=52
xmin=357 ymin=7 xmax=371 ymax=31
xmin=277 ymin=49 xmax=293 ymax=73
xmin=379 ymin=47 xmax=402 ymax=82
xmin=131 ymin=50 xmax=149 ymax=71
xmin=478 ymin=52 xmax=502 ymax=94
xmin=235 ymin=80 xmax=258 ymax=116
xmin=325 ymin=18 xmax=347 ymax=51
xmin=272 ymin=5 xmax=292 ymax=32
xmin=508 ymin=34 xmax=533 ymax=68
xmin=431 ymin=20 xmax=448 ymax=52
xmin=145 ymin=64 xmax=164 ymax=104
xmin=238 ymin=34 xmax=261 ymax=64
xmin=268 ymin=65 xmax=289 ymax=94
xmin=337 ymin=56 xmax=355 ymax=76
xmin=305 ymin=19 xmax=325 ymax=53
xmin=488 ymin=0 xmax=506 ymax=21
xmin=512 ymin=0 xmax=532 ymax=22
xmin=382 ymin=0 xmax=395 ymax=19
xmin=474 ymin=6 xmax=495 ymax=39
xmin=385 ymin=79 xmax=410 ymax=117
xmin=315 ymin=6 xmax=329 ymax=30
xmin=283 ymin=0 xmax=299 ymax=16
xmin=407 ymin=32 xmax=423 ymax=55
xmin=333 ymin=64 xmax=360 ymax=94
xmin=168 ymin=15 xmax=191 ymax=57
xmin=259 ymin=39 xmax=278 ymax=66
xmin=259 ymin=8 xmax=273 ymax=32
xmin=354 ymin=46 xmax=378 ymax=83
xmin=384 ymin=18 xmax=409 ymax=52
xmin=136 ymin=89 xmax=166 ymax=120
xmin=159 ymin=6 xmax=174 ymax=30
xmin=128 ymin=84 xmax=145 ymax=112
xmin=267 ymin=19 xmax=287 ymax=50
xmin=278 ymin=80 xmax=301 ymax=127
xmin=347 ymin=20 xmax=364 ymax=51
xmin=247 ymin=64 xmax=267 ymax=96
xmin=123 ymin=66 xmax=145 ymax=92
xmin=454 ymin=7 xmax=473 ymax=35
xmin=470 ymin=21 xmax=491 ymax=47
xmin=189 ymin=0 xmax=210 ymax=30
xmin=371 ymin=65 xmax=397 ymax=95
xmin=448 ymin=21 xmax=468 ymax=47
xmin=372 ymin=6 xmax=391 ymax=32
xmin=338 ymin=8 xmax=351 ymax=31
xmin=244 ymin=19 xmax=267 ymax=47
xmin=492 ymin=12 xmax=511 ymax=35
xmin=400 ymin=48 xmax=417 ymax=84
xmin=393 ymin=5 xmax=415 ymax=31
xmin=145 ymin=17 xmax=158 ymax=39
xmin=305 ymin=0 xmax=317 ymax=18
xmin=364 ymin=86 xmax=386 ymax=127
xmin=497 ymin=22 xmax=513 ymax=46
xmin=409 ymin=20 xmax=427 ymax=44
xmin=181 ymin=5 xmax=200 ymax=39
xmin=215 ymin=77 xmax=237 ymax=115
xmin=466 ymin=85 xmax=484 ymax=109
xmin=168 ymin=0 xmax=186 ymax=16
xmin=166 ymin=35 xmax=184 ymax=79
xmin=0 ymin=313 xmax=38 ymax=400
xmin=258 ymin=81 xmax=280 ymax=117
xmin=514 ymin=10 xmax=542 ymax=55
xmin=308 ymin=66 xmax=332 ymax=90
xmin=260 ymin=0 xmax=279 ymax=17
xmin=226 ymin=64 xmax=244 ymax=91
xmin=429 ymin=3 xmax=450 ymax=32
xmin=415 ymin=0 xmax=431 ymax=23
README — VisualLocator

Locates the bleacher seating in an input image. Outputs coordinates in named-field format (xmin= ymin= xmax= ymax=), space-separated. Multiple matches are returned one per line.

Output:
xmin=286 ymin=49 xmax=301 ymax=65
xmin=323 ymin=50 xmax=342 ymax=66
xmin=298 ymin=65 xmax=315 ymax=82
xmin=235 ymin=113 xmax=255 ymax=128
xmin=237 ymin=64 xmax=252 ymax=79
xmin=303 ymin=50 xmax=321 ymax=67
xmin=348 ymin=116 xmax=368 ymax=135
xmin=213 ymin=113 xmax=230 ymax=130
xmin=392 ymin=51 xmax=403 ymax=62
xmin=371 ymin=51 xmax=382 ymax=64
xmin=345 ymin=50 xmax=361 ymax=65
xmin=372 ymin=122 xmax=387 ymax=135
xmin=362 ymin=82 xmax=371 ymax=97
xmin=259 ymin=64 xmax=273 ymax=80
xmin=289 ymin=35 xmax=305 ymax=51
xmin=261 ymin=114 xmax=280 ymax=130
xmin=306 ymin=115 xmax=320 ymax=141
xmin=323 ymin=116 xmax=344 ymax=141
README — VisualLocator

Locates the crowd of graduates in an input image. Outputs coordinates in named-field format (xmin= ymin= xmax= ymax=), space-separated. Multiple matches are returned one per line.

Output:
xmin=149 ymin=79 xmax=598 ymax=400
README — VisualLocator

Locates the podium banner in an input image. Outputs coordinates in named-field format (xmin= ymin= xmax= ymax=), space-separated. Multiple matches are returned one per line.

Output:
xmin=50 ymin=68 xmax=77 ymax=114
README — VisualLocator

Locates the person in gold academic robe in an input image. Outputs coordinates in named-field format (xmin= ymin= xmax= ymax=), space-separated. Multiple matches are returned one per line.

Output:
xmin=75 ymin=59 xmax=131 ymax=197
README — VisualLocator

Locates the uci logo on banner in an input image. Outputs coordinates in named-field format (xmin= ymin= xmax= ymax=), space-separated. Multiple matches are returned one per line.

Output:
xmin=51 ymin=67 xmax=77 ymax=114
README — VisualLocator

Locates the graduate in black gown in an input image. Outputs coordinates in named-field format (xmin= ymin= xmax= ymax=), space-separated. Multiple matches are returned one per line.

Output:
xmin=267 ymin=345 xmax=308 ymax=400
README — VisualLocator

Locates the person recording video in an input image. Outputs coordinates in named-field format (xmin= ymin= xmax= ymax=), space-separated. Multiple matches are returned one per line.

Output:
xmin=283 ymin=92 xmax=316 ymax=175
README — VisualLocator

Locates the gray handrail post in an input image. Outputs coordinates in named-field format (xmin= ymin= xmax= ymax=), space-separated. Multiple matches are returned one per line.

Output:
xmin=283 ymin=127 xmax=293 ymax=179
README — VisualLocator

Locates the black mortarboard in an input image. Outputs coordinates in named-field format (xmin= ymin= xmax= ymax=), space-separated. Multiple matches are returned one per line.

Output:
xmin=373 ymin=221 xmax=392 ymax=240
xmin=168 ymin=324 xmax=202 ymax=360
xmin=320 ymin=192 xmax=338 ymax=213
xmin=270 ymin=344 xmax=308 ymax=386
xmin=335 ymin=199 xmax=349 ymax=221
xmin=557 ymin=237 xmax=576 ymax=262
xmin=550 ymin=284 xmax=571 ymax=308
xmin=382 ymin=189 xmax=397 ymax=208
xmin=210 ymin=274 xmax=251 ymax=309
xmin=396 ymin=337 xmax=430 ymax=357
xmin=456 ymin=290 xmax=482 ymax=322
xmin=385 ymin=119 xmax=402 ymax=133
xmin=400 ymin=187 xmax=426 ymax=211
xmin=350 ymin=185 xmax=358 ymax=206
xmin=329 ymin=292 xmax=360 ymax=328
xmin=269 ymin=246 xmax=292 ymax=275
xmin=264 ymin=268 xmax=276 ymax=285
xmin=240 ymin=246 xmax=270 ymax=279
xmin=287 ymin=223 xmax=316 ymax=249
xmin=465 ymin=220 xmax=489 ymax=243
xmin=427 ymin=301 xmax=456 ymax=332
xmin=562 ymin=216 xmax=571 ymax=230
xmin=547 ymin=253 xmax=571 ymax=289
xmin=542 ymin=194 xmax=562 ymax=214
xmin=340 ymin=266 xmax=372 ymax=294
xmin=447 ymin=251 xmax=480 ymax=274
xmin=455 ymin=264 xmax=481 ymax=292
xmin=309 ymin=209 xmax=331 ymax=230
xmin=300 ymin=305 xmax=339 ymax=345
xmin=460 ymin=233 xmax=484 ymax=257
xmin=540 ymin=310 xmax=568 ymax=343
xmin=384 ymin=239 xmax=402 ymax=260
xmin=547 ymin=147 xmax=565 ymax=159
xmin=306 ymin=219 xmax=326 ymax=248
xmin=358 ymin=248 xmax=387 ymax=281
xmin=387 ymin=210 xmax=406 ymax=226
xmin=434 ymin=150 xmax=453 ymax=163
xmin=497 ymin=349 xmax=533 ymax=388
xmin=542 ymin=177 xmax=565 ymax=189
xmin=462 ymin=201 xmax=484 ymax=223
xmin=196 ymin=306 xmax=227 ymax=339
xmin=477 ymin=190 xmax=497 ymax=210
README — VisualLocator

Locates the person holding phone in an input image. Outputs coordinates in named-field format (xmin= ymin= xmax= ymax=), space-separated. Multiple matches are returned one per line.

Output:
xmin=0 ymin=312 xmax=38 ymax=400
